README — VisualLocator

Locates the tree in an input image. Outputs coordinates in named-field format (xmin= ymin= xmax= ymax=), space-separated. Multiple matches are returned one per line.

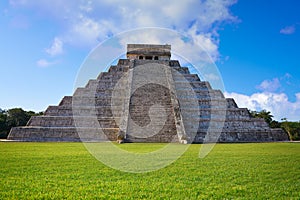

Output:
xmin=0 ymin=112 xmax=7 ymax=130
xmin=281 ymin=121 xmax=300 ymax=141
xmin=269 ymin=120 xmax=281 ymax=128
xmin=0 ymin=108 xmax=43 ymax=139
xmin=6 ymin=108 xmax=31 ymax=128
xmin=0 ymin=111 xmax=8 ymax=138
xmin=250 ymin=110 xmax=274 ymax=125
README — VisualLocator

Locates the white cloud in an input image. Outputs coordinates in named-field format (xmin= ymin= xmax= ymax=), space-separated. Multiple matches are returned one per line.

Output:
xmin=256 ymin=78 xmax=281 ymax=92
xmin=8 ymin=0 xmax=238 ymax=60
xmin=67 ymin=16 xmax=102 ymax=47
xmin=187 ymin=28 xmax=219 ymax=61
xmin=204 ymin=73 xmax=220 ymax=81
xmin=224 ymin=91 xmax=300 ymax=121
xmin=9 ymin=0 xmax=27 ymax=6
xmin=45 ymin=37 xmax=63 ymax=56
xmin=79 ymin=0 xmax=93 ymax=13
xmin=36 ymin=59 xmax=57 ymax=67
xmin=280 ymin=25 xmax=295 ymax=35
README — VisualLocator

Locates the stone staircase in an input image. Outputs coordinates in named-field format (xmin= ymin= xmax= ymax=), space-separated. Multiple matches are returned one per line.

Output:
xmin=124 ymin=60 xmax=179 ymax=143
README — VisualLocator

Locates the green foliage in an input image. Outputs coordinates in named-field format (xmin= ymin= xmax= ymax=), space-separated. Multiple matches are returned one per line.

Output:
xmin=281 ymin=121 xmax=300 ymax=141
xmin=6 ymin=108 xmax=31 ymax=127
xmin=0 ymin=112 xmax=8 ymax=139
xmin=250 ymin=110 xmax=273 ymax=125
xmin=269 ymin=120 xmax=281 ymax=128
xmin=0 ymin=108 xmax=43 ymax=139
xmin=0 ymin=143 xmax=299 ymax=199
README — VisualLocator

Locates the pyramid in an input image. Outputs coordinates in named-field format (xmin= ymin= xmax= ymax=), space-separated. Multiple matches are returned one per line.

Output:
xmin=8 ymin=44 xmax=289 ymax=143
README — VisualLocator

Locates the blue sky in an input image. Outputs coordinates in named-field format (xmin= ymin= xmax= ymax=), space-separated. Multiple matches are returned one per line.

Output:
xmin=0 ymin=0 xmax=299 ymax=121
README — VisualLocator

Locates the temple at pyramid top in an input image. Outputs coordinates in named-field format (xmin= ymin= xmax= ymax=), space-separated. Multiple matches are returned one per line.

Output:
xmin=126 ymin=44 xmax=171 ymax=60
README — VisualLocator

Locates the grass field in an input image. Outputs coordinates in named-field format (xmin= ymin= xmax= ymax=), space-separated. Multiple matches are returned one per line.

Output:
xmin=0 ymin=142 xmax=299 ymax=199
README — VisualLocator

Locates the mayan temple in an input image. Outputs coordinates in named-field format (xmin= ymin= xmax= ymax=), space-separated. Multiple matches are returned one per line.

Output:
xmin=8 ymin=44 xmax=289 ymax=143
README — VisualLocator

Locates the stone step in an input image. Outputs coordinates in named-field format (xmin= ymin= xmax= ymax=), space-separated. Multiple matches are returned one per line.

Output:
xmin=73 ymin=97 xmax=126 ymax=106
xmin=174 ymin=81 xmax=212 ymax=90
xmin=177 ymin=95 xmax=208 ymax=100
xmin=191 ymin=130 xmax=286 ymax=143
xmin=28 ymin=116 xmax=120 ymax=128
xmin=172 ymin=74 xmax=200 ymax=82
xmin=176 ymin=90 xmax=224 ymax=99
xmin=183 ymin=121 xmax=269 ymax=130
xmin=45 ymin=105 xmax=127 ymax=117
xmin=8 ymin=127 xmax=119 ymax=142
xmin=85 ymin=79 xmax=98 ymax=90
xmin=126 ymin=128 xmax=179 ymax=143
xmin=96 ymin=72 xmax=128 ymax=80
xmin=58 ymin=96 xmax=73 ymax=106
xmin=180 ymin=108 xmax=243 ymax=113
xmin=177 ymin=88 xmax=223 ymax=95
xmin=169 ymin=66 xmax=190 ymax=74
xmin=175 ymin=87 xmax=209 ymax=91
xmin=45 ymin=106 xmax=73 ymax=116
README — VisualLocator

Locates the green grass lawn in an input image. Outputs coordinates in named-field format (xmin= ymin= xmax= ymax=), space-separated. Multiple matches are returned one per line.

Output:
xmin=0 ymin=142 xmax=299 ymax=199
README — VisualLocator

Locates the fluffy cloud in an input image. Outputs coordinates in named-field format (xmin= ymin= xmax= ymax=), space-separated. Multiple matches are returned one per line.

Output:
xmin=256 ymin=78 xmax=281 ymax=92
xmin=203 ymin=73 xmax=220 ymax=81
xmin=45 ymin=37 xmax=63 ymax=56
xmin=280 ymin=25 xmax=296 ymax=35
xmin=8 ymin=0 xmax=238 ymax=60
xmin=224 ymin=91 xmax=300 ymax=121
xmin=36 ymin=59 xmax=57 ymax=67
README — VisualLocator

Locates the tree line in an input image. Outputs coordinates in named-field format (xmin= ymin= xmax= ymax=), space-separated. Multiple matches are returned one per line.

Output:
xmin=250 ymin=110 xmax=299 ymax=141
xmin=0 ymin=108 xmax=43 ymax=139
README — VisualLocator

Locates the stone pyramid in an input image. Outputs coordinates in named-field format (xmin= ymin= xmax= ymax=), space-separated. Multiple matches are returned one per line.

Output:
xmin=8 ymin=44 xmax=289 ymax=143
